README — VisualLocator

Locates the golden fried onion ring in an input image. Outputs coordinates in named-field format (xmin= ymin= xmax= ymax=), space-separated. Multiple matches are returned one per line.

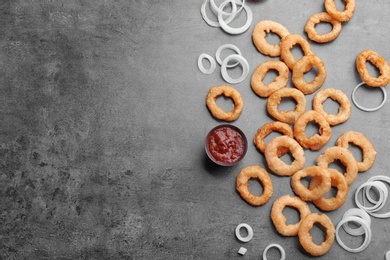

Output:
xmin=356 ymin=49 xmax=390 ymax=87
xmin=316 ymin=146 xmax=358 ymax=185
xmin=280 ymin=34 xmax=313 ymax=70
xmin=310 ymin=169 xmax=349 ymax=211
xmin=206 ymin=85 xmax=244 ymax=121
xmin=252 ymin=20 xmax=290 ymax=57
xmin=265 ymin=136 xmax=305 ymax=176
xmin=254 ymin=121 xmax=293 ymax=156
xmin=293 ymin=110 xmax=332 ymax=151
xmin=267 ymin=88 xmax=307 ymax=124
xmin=271 ymin=195 xmax=311 ymax=236
xmin=336 ymin=131 xmax=377 ymax=172
xmin=298 ymin=213 xmax=335 ymax=256
xmin=304 ymin=12 xmax=342 ymax=43
xmin=236 ymin=165 xmax=274 ymax=206
xmin=312 ymin=88 xmax=352 ymax=126
xmin=291 ymin=166 xmax=331 ymax=201
xmin=251 ymin=60 xmax=289 ymax=98
xmin=292 ymin=54 xmax=327 ymax=94
xmin=324 ymin=0 xmax=356 ymax=22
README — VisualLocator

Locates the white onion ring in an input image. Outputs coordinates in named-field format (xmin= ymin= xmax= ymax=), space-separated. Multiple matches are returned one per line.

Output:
xmin=365 ymin=181 xmax=387 ymax=205
xmin=215 ymin=44 xmax=242 ymax=68
xmin=218 ymin=1 xmax=253 ymax=35
xmin=364 ymin=176 xmax=390 ymax=218
xmin=235 ymin=223 xmax=253 ymax=242
xmin=263 ymin=243 xmax=286 ymax=260
xmin=221 ymin=54 xmax=249 ymax=84
xmin=336 ymin=215 xmax=372 ymax=253
xmin=342 ymin=208 xmax=371 ymax=236
xmin=351 ymin=81 xmax=387 ymax=112
xmin=201 ymin=0 xmax=237 ymax=28
xmin=355 ymin=181 xmax=387 ymax=213
xmin=198 ymin=53 xmax=216 ymax=74
xmin=210 ymin=0 xmax=245 ymax=16
xmin=386 ymin=250 xmax=390 ymax=260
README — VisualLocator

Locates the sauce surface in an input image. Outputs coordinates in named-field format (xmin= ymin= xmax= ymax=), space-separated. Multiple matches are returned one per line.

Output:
xmin=207 ymin=126 xmax=246 ymax=165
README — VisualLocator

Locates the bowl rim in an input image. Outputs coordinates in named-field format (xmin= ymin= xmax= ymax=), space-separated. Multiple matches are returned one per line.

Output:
xmin=205 ymin=124 xmax=248 ymax=166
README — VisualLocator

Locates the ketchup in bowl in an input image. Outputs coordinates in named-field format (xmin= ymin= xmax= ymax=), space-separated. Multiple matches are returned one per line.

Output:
xmin=205 ymin=124 xmax=248 ymax=166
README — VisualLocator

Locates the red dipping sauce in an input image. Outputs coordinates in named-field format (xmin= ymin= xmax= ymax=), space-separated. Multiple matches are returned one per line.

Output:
xmin=205 ymin=124 xmax=247 ymax=166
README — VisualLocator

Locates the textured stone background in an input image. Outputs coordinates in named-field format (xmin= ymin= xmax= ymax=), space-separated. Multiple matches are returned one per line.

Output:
xmin=2 ymin=0 xmax=390 ymax=259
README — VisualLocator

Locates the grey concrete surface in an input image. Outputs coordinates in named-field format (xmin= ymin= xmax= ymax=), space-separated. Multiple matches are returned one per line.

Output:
xmin=1 ymin=0 xmax=390 ymax=259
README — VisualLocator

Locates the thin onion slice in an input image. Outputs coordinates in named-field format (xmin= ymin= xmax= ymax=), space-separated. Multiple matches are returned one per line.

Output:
xmin=218 ymin=1 xmax=253 ymax=35
xmin=201 ymin=0 xmax=238 ymax=28
xmin=336 ymin=215 xmax=372 ymax=253
xmin=342 ymin=208 xmax=371 ymax=236
xmin=364 ymin=176 xmax=390 ymax=218
xmin=210 ymin=0 xmax=245 ymax=16
xmin=215 ymin=44 xmax=242 ymax=68
xmin=355 ymin=181 xmax=387 ymax=213
xmin=235 ymin=223 xmax=253 ymax=242
xmin=263 ymin=243 xmax=286 ymax=260
xmin=351 ymin=82 xmax=387 ymax=112
xmin=198 ymin=53 xmax=217 ymax=74
xmin=221 ymin=54 xmax=249 ymax=84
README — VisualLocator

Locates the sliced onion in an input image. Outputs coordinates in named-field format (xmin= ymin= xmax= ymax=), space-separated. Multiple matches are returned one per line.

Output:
xmin=198 ymin=53 xmax=216 ymax=74
xmin=235 ymin=223 xmax=253 ymax=242
xmin=351 ymin=81 xmax=387 ymax=112
xmin=263 ymin=243 xmax=286 ymax=260
xmin=336 ymin=215 xmax=372 ymax=253
xmin=342 ymin=208 xmax=371 ymax=236
xmin=201 ymin=0 xmax=238 ymax=28
xmin=355 ymin=181 xmax=387 ymax=213
xmin=210 ymin=0 xmax=245 ymax=16
xmin=215 ymin=44 xmax=242 ymax=67
xmin=218 ymin=1 xmax=253 ymax=35
xmin=221 ymin=54 xmax=249 ymax=84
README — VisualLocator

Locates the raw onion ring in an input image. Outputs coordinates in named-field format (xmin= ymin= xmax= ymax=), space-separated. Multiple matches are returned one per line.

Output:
xmin=342 ymin=208 xmax=371 ymax=236
xmin=218 ymin=1 xmax=253 ymax=35
xmin=221 ymin=54 xmax=249 ymax=84
xmin=351 ymin=81 xmax=387 ymax=112
xmin=210 ymin=0 xmax=244 ymax=16
xmin=198 ymin=53 xmax=217 ymax=74
xmin=263 ymin=243 xmax=286 ymax=260
xmin=215 ymin=43 xmax=242 ymax=68
xmin=201 ymin=0 xmax=238 ymax=28
xmin=336 ymin=216 xmax=372 ymax=253
xmin=235 ymin=223 xmax=253 ymax=242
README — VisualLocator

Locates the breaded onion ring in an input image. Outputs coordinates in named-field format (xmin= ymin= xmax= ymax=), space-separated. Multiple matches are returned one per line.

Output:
xmin=293 ymin=110 xmax=332 ymax=151
xmin=254 ymin=121 xmax=293 ymax=156
xmin=356 ymin=49 xmax=390 ymax=87
xmin=206 ymin=85 xmax=243 ymax=121
xmin=336 ymin=131 xmax=376 ymax=172
xmin=265 ymin=136 xmax=305 ymax=176
xmin=280 ymin=34 xmax=313 ymax=70
xmin=267 ymin=88 xmax=307 ymax=124
xmin=252 ymin=20 xmax=290 ymax=57
xmin=271 ymin=195 xmax=311 ymax=236
xmin=292 ymin=54 xmax=327 ymax=94
xmin=291 ymin=166 xmax=331 ymax=201
xmin=324 ymin=0 xmax=356 ymax=22
xmin=316 ymin=146 xmax=358 ymax=185
xmin=251 ymin=60 xmax=289 ymax=98
xmin=312 ymin=88 xmax=352 ymax=126
xmin=305 ymin=12 xmax=342 ymax=43
xmin=236 ymin=165 xmax=273 ymax=206
xmin=298 ymin=213 xmax=335 ymax=256
xmin=310 ymin=169 xmax=349 ymax=211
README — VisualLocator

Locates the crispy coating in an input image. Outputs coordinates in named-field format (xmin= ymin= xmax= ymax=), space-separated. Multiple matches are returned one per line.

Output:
xmin=316 ymin=146 xmax=358 ymax=185
xmin=292 ymin=54 xmax=327 ymax=94
xmin=291 ymin=166 xmax=331 ymax=201
xmin=206 ymin=85 xmax=243 ymax=121
xmin=310 ymin=169 xmax=349 ymax=211
xmin=251 ymin=60 xmax=289 ymax=98
xmin=236 ymin=165 xmax=273 ymax=206
xmin=293 ymin=110 xmax=332 ymax=151
xmin=324 ymin=0 xmax=356 ymax=22
xmin=267 ymin=88 xmax=307 ymax=124
xmin=271 ymin=195 xmax=311 ymax=236
xmin=356 ymin=49 xmax=390 ymax=87
xmin=312 ymin=88 xmax=352 ymax=126
xmin=252 ymin=20 xmax=290 ymax=57
xmin=254 ymin=121 xmax=293 ymax=156
xmin=298 ymin=213 xmax=335 ymax=256
xmin=305 ymin=12 xmax=342 ymax=43
xmin=265 ymin=136 xmax=305 ymax=176
xmin=280 ymin=34 xmax=313 ymax=70
xmin=336 ymin=131 xmax=376 ymax=172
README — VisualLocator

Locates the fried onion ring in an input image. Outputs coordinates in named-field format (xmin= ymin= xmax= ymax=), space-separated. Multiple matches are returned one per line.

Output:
xmin=271 ymin=195 xmax=311 ymax=236
xmin=265 ymin=136 xmax=305 ymax=176
xmin=356 ymin=49 xmax=390 ymax=87
xmin=267 ymin=88 xmax=307 ymax=124
xmin=252 ymin=20 xmax=290 ymax=57
xmin=291 ymin=166 xmax=331 ymax=201
xmin=292 ymin=54 xmax=327 ymax=94
xmin=335 ymin=131 xmax=376 ymax=172
xmin=293 ymin=110 xmax=332 ymax=151
xmin=251 ymin=60 xmax=289 ymax=98
xmin=254 ymin=121 xmax=293 ymax=156
xmin=312 ymin=88 xmax=352 ymax=126
xmin=236 ymin=165 xmax=273 ymax=206
xmin=324 ymin=0 xmax=356 ymax=22
xmin=304 ymin=12 xmax=342 ymax=43
xmin=298 ymin=213 xmax=335 ymax=256
xmin=310 ymin=169 xmax=349 ymax=211
xmin=316 ymin=146 xmax=358 ymax=185
xmin=206 ymin=85 xmax=243 ymax=121
xmin=280 ymin=34 xmax=313 ymax=70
